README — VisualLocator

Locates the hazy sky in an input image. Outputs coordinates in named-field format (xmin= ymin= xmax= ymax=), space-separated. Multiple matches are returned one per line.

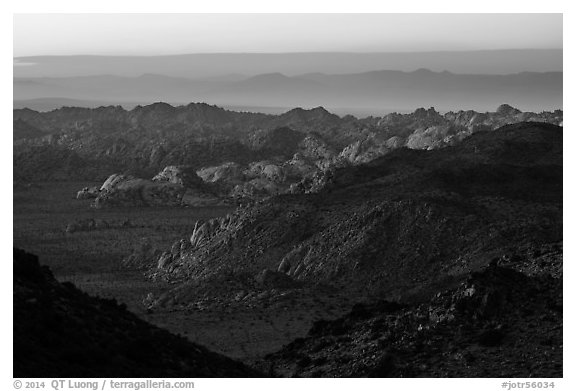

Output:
xmin=13 ymin=14 xmax=562 ymax=57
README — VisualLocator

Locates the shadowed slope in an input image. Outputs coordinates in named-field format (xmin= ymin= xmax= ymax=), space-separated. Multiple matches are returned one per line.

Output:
xmin=265 ymin=262 xmax=562 ymax=377
xmin=13 ymin=248 xmax=261 ymax=378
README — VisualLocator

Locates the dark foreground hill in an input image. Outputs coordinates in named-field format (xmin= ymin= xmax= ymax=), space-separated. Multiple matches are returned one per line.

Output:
xmin=148 ymin=122 xmax=562 ymax=308
xmin=265 ymin=261 xmax=563 ymax=377
xmin=13 ymin=248 xmax=261 ymax=378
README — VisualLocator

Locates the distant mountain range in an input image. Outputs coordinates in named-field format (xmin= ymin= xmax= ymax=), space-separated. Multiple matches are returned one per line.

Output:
xmin=14 ymin=69 xmax=562 ymax=114
xmin=14 ymin=50 xmax=562 ymax=78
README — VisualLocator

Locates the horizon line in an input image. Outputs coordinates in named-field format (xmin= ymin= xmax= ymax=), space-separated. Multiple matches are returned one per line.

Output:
xmin=12 ymin=68 xmax=565 ymax=80
xmin=13 ymin=47 xmax=563 ymax=59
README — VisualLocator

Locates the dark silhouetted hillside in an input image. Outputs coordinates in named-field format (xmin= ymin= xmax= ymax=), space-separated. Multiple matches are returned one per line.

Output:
xmin=13 ymin=248 xmax=261 ymax=377
xmin=265 ymin=262 xmax=562 ymax=377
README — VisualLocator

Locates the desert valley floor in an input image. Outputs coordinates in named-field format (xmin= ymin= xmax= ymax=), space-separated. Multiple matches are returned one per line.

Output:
xmin=13 ymin=182 xmax=356 ymax=363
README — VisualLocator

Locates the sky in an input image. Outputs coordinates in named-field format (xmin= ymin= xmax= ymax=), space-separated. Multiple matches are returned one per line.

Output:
xmin=13 ymin=13 xmax=563 ymax=57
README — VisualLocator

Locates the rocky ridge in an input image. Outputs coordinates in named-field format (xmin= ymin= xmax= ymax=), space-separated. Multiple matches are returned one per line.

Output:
xmin=135 ymin=122 xmax=561 ymax=312
xmin=14 ymin=104 xmax=562 ymax=188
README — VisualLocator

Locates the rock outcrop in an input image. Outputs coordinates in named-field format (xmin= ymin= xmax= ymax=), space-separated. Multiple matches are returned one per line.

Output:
xmin=152 ymin=165 xmax=205 ymax=187
xmin=94 ymin=178 xmax=186 ymax=207
xmin=91 ymin=167 xmax=223 ymax=208
xmin=76 ymin=186 xmax=100 ymax=200
xmin=339 ymin=136 xmax=391 ymax=164
xmin=197 ymin=162 xmax=245 ymax=187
